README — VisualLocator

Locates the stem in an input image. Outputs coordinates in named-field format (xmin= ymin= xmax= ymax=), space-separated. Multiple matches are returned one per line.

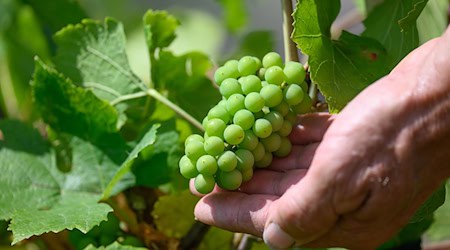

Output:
xmin=110 ymin=92 xmax=148 ymax=106
xmin=282 ymin=0 xmax=298 ymax=63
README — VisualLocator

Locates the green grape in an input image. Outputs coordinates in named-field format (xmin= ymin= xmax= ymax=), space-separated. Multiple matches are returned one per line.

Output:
xmin=202 ymin=116 xmax=209 ymax=129
xmin=208 ymin=105 xmax=230 ymax=123
xmin=264 ymin=111 xmax=284 ymax=132
xmin=217 ymin=151 xmax=238 ymax=172
xmin=220 ymin=78 xmax=242 ymax=98
xmin=253 ymin=110 xmax=265 ymax=119
xmin=253 ymin=56 xmax=262 ymax=68
xmin=273 ymin=136 xmax=292 ymax=157
xmin=244 ymin=92 xmax=265 ymax=113
xmin=241 ymin=167 xmax=254 ymax=182
xmin=224 ymin=124 xmax=245 ymax=145
xmin=179 ymin=155 xmax=199 ymax=178
xmin=185 ymin=134 xmax=204 ymax=147
xmin=255 ymin=152 xmax=273 ymax=168
xmin=283 ymin=61 xmax=306 ymax=84
xmin=239 ymin=130 xmax=259 ymax=150
xmin=261 ymin=80 xmax=269 ymax=88
xmin=226 ymin=93 xmax=246 ymax=115
xmin=300 ymin=81 xmax=309 ymax=92
xmin=240 ymin=75 xmax=262 ymax=94
xmin=217 ymin=169 xmax=243 ymax=190
xmin=252 ymin=142 xmax=266 ymax=162
xmin=261 ymin=133 xmax=281 ymax=152
xmin=273 ymin=101 xmax=289 ymax=116
xmin=233 ymin=109 xmax=255 ymax=130
xmin=291 ymin=94 xmax=313 ymax=114
xmin=238 ymin=56 xmax=260 ymax=76
xmin=235 ymin=149 xmax=254 ymax=171
xmin=283 ymin=84 xmax=304 ymax=106
xmin=204 ymin=136 xmax=225 ymax=156
xmin=224 ymin=59 xmax=240 ymax=78
xmin=260 ymin=84 xmax=283 ymax=107
xmin=285 ymin=111 xmax=297 ymax=125
xmin=278 ymin=120 xmax=293 ymax=137
xmin=258 ymin=68 xmax=267 ymax=80
xmin=218 ymin=98 xmax=228 ymax=108
xmin=196 ymin=155 xmax=218 ymax=175
xmin=185 ymin=140 xmax=206 ymax=160
xmin=205 ymin=118 xmax=226 ymax=138
xmin=214 ymin=66 xmax=238 ymax=85
xmin=264 ymin=66 xmax=285 ymax=85
xmin=253 ymin=118 xmax=273 ymax=138
xmin=262 ymin=52 xmax=283 ymax=68
xmin=194 ymin=174 xmax=216 ymax=194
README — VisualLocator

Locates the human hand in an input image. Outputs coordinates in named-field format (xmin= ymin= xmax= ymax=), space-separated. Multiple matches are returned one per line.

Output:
xmin=192 ymin=27 xmax=450 ymax=249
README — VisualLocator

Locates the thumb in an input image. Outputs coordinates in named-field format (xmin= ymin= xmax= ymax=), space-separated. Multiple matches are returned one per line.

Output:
xmin=263 ymin=167 xmax=338 ymax=248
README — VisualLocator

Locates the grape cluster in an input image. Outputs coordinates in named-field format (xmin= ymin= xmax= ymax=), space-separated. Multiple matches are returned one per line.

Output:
xmin=179 ymin=52 xmax=312 ymax=194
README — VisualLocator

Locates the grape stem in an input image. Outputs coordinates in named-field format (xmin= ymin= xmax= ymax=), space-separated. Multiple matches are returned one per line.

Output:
xmin=282 ymin=0 xmax=299 ymax=63
xmin=110 ymin=89 xmax=204 ymax=131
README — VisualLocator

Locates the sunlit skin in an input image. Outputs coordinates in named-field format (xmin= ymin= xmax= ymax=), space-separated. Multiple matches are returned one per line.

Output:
xmin=191 ymin=26 xmax=450 ymax=249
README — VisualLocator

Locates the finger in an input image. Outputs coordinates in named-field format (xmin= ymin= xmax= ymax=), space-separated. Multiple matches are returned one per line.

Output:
xmin=194 ymin=192 xmax=277 ymax=236
xmin=268 ymin=143 xmax=319 ymax=171
xmin=238 ymin=169 xmax=308 ymax=196
xmin=290 ymin=113 xmax=335 ymax=145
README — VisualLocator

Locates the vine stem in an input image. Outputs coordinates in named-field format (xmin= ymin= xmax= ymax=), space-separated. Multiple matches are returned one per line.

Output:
xmin=110 ymin=89 xmax=204 ymax=131
xmin=282 ymin=0 xmax=299 ymax=63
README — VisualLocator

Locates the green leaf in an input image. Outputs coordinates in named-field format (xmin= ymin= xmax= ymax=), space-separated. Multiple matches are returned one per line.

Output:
xmin=217 ymin=0 xmax=248 ymax=33
xmin=362 ymin=0 xmax=428 ymax=69
xmin=352 ymin=0 xmax=367 ymax=15
xmin=230 ymin=31 xmax=275 ymax=60
xmin=102 ymin=124 xmax=159 ymax=199
xmin=151 ymin=190 xmax=199 ymax=238
xmin=32 ymin=59 xmax=120 ymax=142
xmin=425 ymin=181 xmax=450 ymax=242
xmin=84 ymin=242 xmax=148 ymax=250
xmin=198 ymin=227 xmax=234 ymax=250
xmin=417 ymin=0 xmax=449 ymax=44
xmin=143 ymin=10 xmax=179 ymax=52
xmin=292 ymin=0 xmax=389 ymax=112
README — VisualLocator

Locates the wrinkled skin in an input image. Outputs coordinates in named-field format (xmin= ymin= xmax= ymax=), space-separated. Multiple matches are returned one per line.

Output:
xmin=192 ymin=26 xmax=450 ymax=249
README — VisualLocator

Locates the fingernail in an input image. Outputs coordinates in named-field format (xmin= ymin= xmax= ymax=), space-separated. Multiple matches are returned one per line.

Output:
xmin=263 ymin=223 xmax=295 ymax=250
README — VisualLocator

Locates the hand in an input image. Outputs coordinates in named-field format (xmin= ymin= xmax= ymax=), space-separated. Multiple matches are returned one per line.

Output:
xmin=192 ymin=27 xmax=450 ymax=249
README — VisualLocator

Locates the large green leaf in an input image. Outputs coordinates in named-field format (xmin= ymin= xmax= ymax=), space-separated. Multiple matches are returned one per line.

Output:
xmin=425 ymin=181 xmax=450 ymax=242
xmin=292 ymin=0 xmax=389 ymax=112
xmin=417 ymin=0 xmax=449 ymax=44
xmin=217 ymin=0 xmax=248 ymax=33
xmin=143 ymin=10 xmax=179 ymax=53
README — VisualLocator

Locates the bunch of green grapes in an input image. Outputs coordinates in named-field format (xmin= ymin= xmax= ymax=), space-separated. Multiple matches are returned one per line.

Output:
xmin=179 ymin=52 xmax=312 ymax=194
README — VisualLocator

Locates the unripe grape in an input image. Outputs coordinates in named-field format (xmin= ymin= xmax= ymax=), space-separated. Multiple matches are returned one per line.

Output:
xmin=264 ymin=66 xmax=285 ymax=85
xmin=285 ymin=111 xmax=297 ymax=125
xmin=217 ymin=151 xmax=238 ymax=172
xmin=255 ymin=152 xmax=273 ymax=168
xmin=214 ymin=66 xmax=238 ymax=85
xmin=204 ymin=136 xmax=225 ymax=156
xmin=253 ymin=118 xmax=273 ymax=138
xmin=252 ymin=142 xmax=265 ymax=161
xmin=185 ymin=134 xmax=204 ymax=147
xmin=239 ymin=130 xmax=259 ymax=150
xmin=253 ymin=56 xmax=262 ymax=68
xmin=217 ymin=169 xmax=242 ymax=190
xmin=264 ymin=111 xmax=284 ymax=132
xmin=220 ymin=78 xmax=242 ymax=98
xmin=233 ymin=109 xmax=255 ymax=130
xmin=196 ymin=155 xmax=218 ymax=175
xmin=241 ymin=167 xmax=254 ymax=182
xmin=208 ymin=105 xmax=230 ymax=123
xmin=235 ymin=149 xmax=254 ymax=171
xmin=258 ymin=68 xmax=267 ymax=80
xmin=179 ymin=155 xmax=199 ymax=178
xmin=224 ymin=59 xmax=240 ymax=78
xmin=226 ymin=94 xmax=245 ymax=115
xmin=261 ymin=133 xmax=281 ymax=152
xmin=273 ymin=101 xmax=289 ymax=116
xmin=291 ymin=94 xmax=313 ymax=114
xmin=205 ymin=118 xmax=226 ymax=138
xmin=195 ymin=174 xmax=215 ymax=194
xmin=262 ymin=52 xmax=283 ymax=68
xmin=238 ymin=56 xmax=260 ymax=76
xmin=273 ymin=136 xmax=292 ymax=157
xmin=240 ymin=75 xmax=262 ymax=94
xmin=283 ymin=84 xmax=304 ymax=106
xmin=185 ymin=140 xmax=205 ymax=160
xmin=224 ymin=124 xmax=245 ymax=145
xmin=244 ymin=92 xmax=265 ymax=113
xmin=260 ymin=85 xmax=283 ymax=107
xmin=283 ymin=61 xmax=306 ymax=84
xmin=278 ymin=120 xmax=293 ymax=137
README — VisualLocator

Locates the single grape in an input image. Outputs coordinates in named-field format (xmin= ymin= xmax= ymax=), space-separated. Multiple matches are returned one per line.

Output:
xmin=255 ymin=152 xmax=273 ymax=168
xmin=204 ymin=136 xmax=225 ymax=156
xmin=253 ymin=118 xmax=273 ymax=138
xmin=179 ymin=155 xmax=199 ymax=178
xmin=235 ymin=149 xmax=254 ymax=171
xmin=283 ymin=84 xmax=304 ymax=106
xmin=214 ymin=66 xmax=238 ymax=85
xmin=220 ymin=78 xmax=242 ymax=98
xmin=264 ymin=66 xmax=285 ymax=85
xmin=240 ymin=75 xmax=262 ymax=94
xmin=258 ymin=68 xmax=267 ymax=80
xmin=217 ymin=151 xmax=238 ymax=172
xmin=194 ymin=174 xmax=216 ymax=194
xmin=300 ymin=81 xmax=309 ymax=92
xmin=244 ymin=92 xmax=265 ymax=113
xmin=196 ymin=155 xmax=218 ymax=175
xmin=208 ymin=105 xmax=230 ymax=123
xmin=202 ymin=116 xmax=209 ymax=129
xmin=273 ymin=136 xmax=292 ymax=157
xmin=284 ymin=111 xmax=297 ymax=125
xmin=239 ymin=130 xmax=259 ymax=150
xmin=224 ymin=124 xmax=245 ymax=145
xmin=262 ymin=52 xmax=283 ymax=68
xmin=185 ymin=140 xmax=205 ymax=160
xmin=291 ymin=94 xmax=313 ymax=114
xmin=226 ymin=93 xmax=246 ymax=115
xmin=224 ymin=59 xmax=240 ymax=78
xmin=253 ymin=56 xmax=262 ymax=68
xmin=217 ymin=169 xmax=243 ymax=190
xmin=252 ymin=142 xmax=266 ymax=162
xmin=233 ymin=109 xmax=255 ymax=130
xmin=238 ymin=56 xmax=260 ymax=76
xmin=260 ymin=84 xmax=283 ymax=107
xmin=241 ymin=167 xmax=254 ymax=182
xmin=184 ymin=134 xmax=204 ymax=147
xmin=261 ymin=133 xmax=281 ymax=152
xmin=273 ymin=101 xmax=289 ymax=116
xmin=205 ymin=118 xmax=226 ymax=138
xmin=283 ymin=61 xmax=306 ymax=84
xmin=278 ymin=120 xmax=293 ymax=137
xmin=264 ymin=111 xmax=284 ymax=132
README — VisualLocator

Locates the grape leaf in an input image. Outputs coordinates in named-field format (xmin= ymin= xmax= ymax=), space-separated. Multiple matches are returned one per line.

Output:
xmin=362 ymin=0 xmax=428 ymax=69
xmin=417 ymin=0 xmax=449 ymax=44
xmin=292 ymin=0 xmax=389 ymax=113
xmin=198 ymin=227 xmax=234 ymax=250
xmin=151 ymin=190 xmax=199 ymax=238
xmin=32 ymin=59 xmax=120 ymax=142
xmin=217 ymin=0 xmax=248 ymax=33
xmin=102 ymin=124 xmax=159 ymax=200
xmin=143 ymin=10 xmax=179 ymax=52
xmin=425 ymin=181 xmax=450 ymax=242
xmin=84 ymin=242 xmax=148 ymax=250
